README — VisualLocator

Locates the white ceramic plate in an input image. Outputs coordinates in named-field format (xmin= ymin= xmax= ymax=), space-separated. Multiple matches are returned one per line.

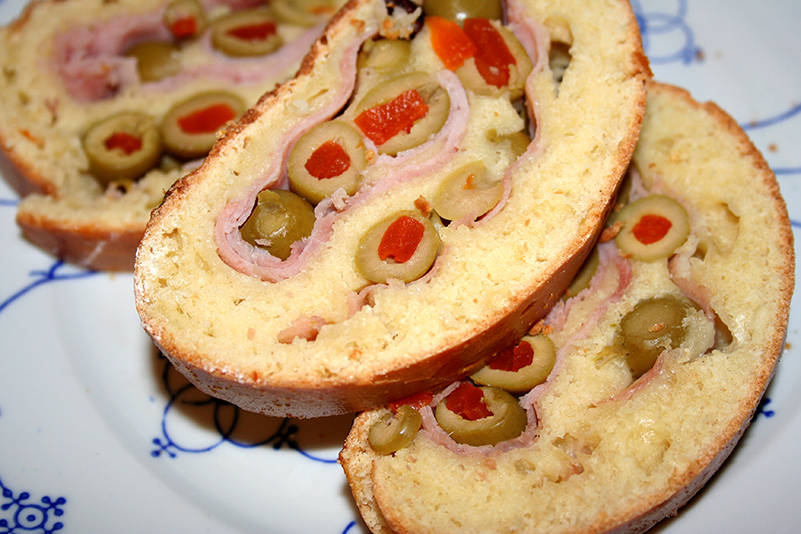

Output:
xmin=1 ymin=1 xmax=798 ymax=532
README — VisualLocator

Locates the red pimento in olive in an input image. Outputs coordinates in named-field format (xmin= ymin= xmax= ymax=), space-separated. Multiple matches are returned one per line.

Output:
xmin=170 ymin=17 xmax=199 ymax=39
xmin=355 ymin=210 xmax=441 ymax=284
xmin=287 ymin=120 xmax=367 ymax=205
xmin=389 ymin=390 xmax=435 ymax=412
xmin=471 ymin=335 xmax=557 ymax=394
xmin=632 ymin=214 xmax=673 ymax=245
xmin=615 ymin=194 xmax=690 ymax=261
xmin=378 ymin=215 xmax=426 ymax=263
xmin=349 ymin=72 xmax=450 ymax=156
xmin=161 ymin=92 xmax=245 ymax=159
xmin=82 ymin=111 xmax=162 ymax=184
xmin=163 ymin=0 xmax=205 ymax=39
xmin=304 ymin=140 xmax=352 ymax=179
xmin=226 ymin=20 xmax=277 ymax=42
xmin=488 ymin=339 xmax=534 ymax=373
xmin=210 ymin=9 xmax=284 ymax=57
xmin=446 ymin=382 xmax=492 ymax=420
xmin=463 ymin=18 xmax=516 ymax=88
xmin=177 ymin=103 xmax=238 ymax=135
xmin=435 ymin=383 xmax=528 ymax=446
xmin=104 ymin=132 xmax=143 ymax=155
xmin=427 ymin=15 xmax=477 ymax=70
xmin=354 ymin=90 xmax=429 ymax=147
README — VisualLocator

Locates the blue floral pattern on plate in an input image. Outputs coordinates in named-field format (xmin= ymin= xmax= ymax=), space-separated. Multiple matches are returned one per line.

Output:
xmin=0 ymin=0 xmax=798 ymax=532
xmin=0 ymin=477 xmax=66 ymax=534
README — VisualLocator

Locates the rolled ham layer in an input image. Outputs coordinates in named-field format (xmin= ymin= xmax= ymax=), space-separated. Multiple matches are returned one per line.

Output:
xmin=214 ymin=8 xmax=549 ymax=283
xmin=53 ymin=0 xmax=324 ymax=102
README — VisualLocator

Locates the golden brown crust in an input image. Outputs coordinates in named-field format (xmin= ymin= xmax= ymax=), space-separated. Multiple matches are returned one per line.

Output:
xmin=0 ymin=0 xmax=331 ymax=271
xmin=339 ymin=81 xmax=794 ymax=534
xmin=16 ymin=210 xmax=142 ymax=271
xmin=135 ymin=0 xmax=651 ymax=418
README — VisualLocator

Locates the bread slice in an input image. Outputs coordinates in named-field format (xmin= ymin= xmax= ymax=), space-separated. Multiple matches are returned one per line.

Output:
xmin=133 ymin=0 xmax=650 ymax=418
xmin=339 ymin=82 xmax=795 ymax=534
xmin=0 ymin=0 xmax=341 ymax=270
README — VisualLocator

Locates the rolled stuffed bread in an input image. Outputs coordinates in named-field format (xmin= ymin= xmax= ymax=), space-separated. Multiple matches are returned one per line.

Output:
xmin=134 ymin=0 xmax=650 ymax=418
xmin=0 ymin=0 xmax=344 ymax=270
xmin=339 ymin=82 xmax=795 ymax=534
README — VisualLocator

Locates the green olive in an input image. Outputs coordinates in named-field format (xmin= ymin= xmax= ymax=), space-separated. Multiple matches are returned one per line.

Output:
xmin=239 ymin=189 xmax=316 ymax=260
xmin=456 ymin=22 xmax=532 ymax=100
xmin=487 ymin=129 xmax=531 ymax=159
xmin=562 ymin=248 xmax=599 ymax=300
xmin=163 ymin=0 xmax=206 ymax=39
xmin=435 ymin=385 xmax=527 ymax=446
xmin=422 ymin=0 xmax=502 ymax=22
xmin=270 ymin=0 xmax=342 ymax=27
xmin=471 ymin=335 xmax=557 ymax=394
xmin=619 ymin=295 xmax=699 ymax=379
xmin=82 ymin=112 xmax=162 ymax=185
xmin=125 ymin=41 xmax=182 ymax=83
xmin=351 ymin=71 xmax=450 ymax=156
xmin=615 ymin=194 xmax=690 ymax=261
xmin=431 ymin=161 xmax=503 ymax=222
xmin=368 ymin=405 xmax=423 ymax=454
xmin=210 ymin=9 xmax=283 ymax=57
xmin=287 ymin=120 xmax=367 ymax=205
xmin=160 ymin=91 xmax=245 ymax=159
xmin=357 ymin=38 xmax=412 ymax=73
xmin=355 ymin=210 xmax=441 ymax=284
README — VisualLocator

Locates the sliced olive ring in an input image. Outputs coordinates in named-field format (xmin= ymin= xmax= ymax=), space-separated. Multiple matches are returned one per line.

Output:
xmin=357 ymin=38 xmax=412 ymax=73
xmin=456 ymin=21 xmax=533 ymax=100
xmin=471 ymin=335 xmax=557 ymax=394
xmin=210 ymin=9 xmax=283 ymax=57
xmin=422 ymin=0 xmax=502 ymax=22
xmin=368 ymin=405 xmax=423 ymax=455
xmin=160 ymin=91 xmax=245 ymax=159
xmin=435 ymin=385 xmax=527 ymax=446
xmin=487 ymin=129 xmax=531 ymax=159
xmin=432 ymin=161 xmax=504 ymax=222
xmin=270 ymin=0 xmax=342 ymax=27
xmin=239 ymin=189 xmax=316 ymax=260
xmin=352 ymin=71 xmax=450 ymax=156
xmin=125 ymin=41 xmax=182 ymax=83
xmin=615 ymin=194 xmax=690 ymax=261
xmin=618 ymin=295 xmax=699 ymax=379
xmin=287 ymin=120 xmax=367 ymax=205
xmin=82 ymin=112 xmax=162 ymax=185
xmin=163 ymin=0 xmax=206 ymax=39
xmin=355 ymin=210 xmax=441 ymax=284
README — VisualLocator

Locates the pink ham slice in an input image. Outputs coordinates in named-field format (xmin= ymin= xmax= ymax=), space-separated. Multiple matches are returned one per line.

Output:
xmin=53 ymin=1 xmax=324 ymax=102
xmin=214 ymin=7 xmax=549 ymax=283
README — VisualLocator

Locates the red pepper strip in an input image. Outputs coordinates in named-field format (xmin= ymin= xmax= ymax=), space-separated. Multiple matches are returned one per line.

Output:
xmin=378 ymin=215 xmax=425 ymax=263
xmin=446 ymin=382 xmax=491 ymax=421
xmin=177 ymin=103 xmax=237 ymax=135
xmin=463 ymin=18 xmax=516 ymax=88
xmin=488 ymin=339 xmax=534 ymax=372
xmin=389 ymin=390 xmax=434 ymax=412
xmin=354 ymin=89 xmax=429 ymax=147
xmin=632 ymin=214 xmax=673 ymax=245
xmin=304 ymin=140 xmax=352 ymax=179
xmin=104 ymin=132 xmax=142 ymax=155
xmin=227 ymin=21 xmax=277 ymax=42
xmin=170 ymin=17 xmax=198 ymax=39
xmin=427 ymin=15 xmax=477 ymax=70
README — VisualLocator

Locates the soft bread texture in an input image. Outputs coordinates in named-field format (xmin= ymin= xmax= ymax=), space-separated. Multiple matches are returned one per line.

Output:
xmin=339 ymin=82 xmax=795 ymax=534
xmin=133 ymin=0 xmax=650 ymax=417
xmin=0 ymin=0 xmax=332 ymax=270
